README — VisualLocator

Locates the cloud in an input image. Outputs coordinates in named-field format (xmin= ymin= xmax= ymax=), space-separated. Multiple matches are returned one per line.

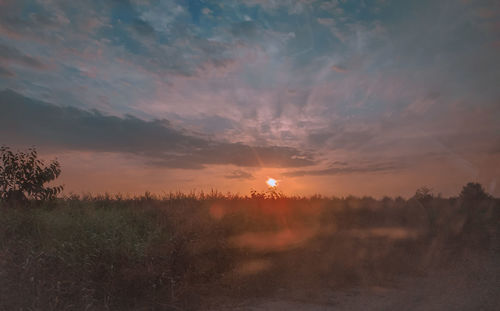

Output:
xmin=132 ymin=19 xmax=155 ymax=36
xmin=283 ymin=161 xmax=402 ymax=177
xmin=0 ymin=89 xmax=314 ymax=169
xmin=0 ymin=66 xmax=14 ymax=77
xmin=317 ymin=18 xmax=335 ymax=26
xmin=231 ymin=21 xmax=258 ymax=38
xmin=307 ymin=128 xmax=374 ymax=150
xmin=225 ymin=169 xmax=254 ymax=180
xmin=331 ymin=64 xmax=347 ymax=73
xmin=0 ymin=44 xmax=46 ymax=69
xmin=0 ymin=0 xmax=70 ymax=39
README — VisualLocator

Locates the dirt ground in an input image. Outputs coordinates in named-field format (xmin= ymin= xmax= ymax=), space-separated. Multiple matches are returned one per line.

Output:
xmin=214 ymin=234 xmax=500 ymax=311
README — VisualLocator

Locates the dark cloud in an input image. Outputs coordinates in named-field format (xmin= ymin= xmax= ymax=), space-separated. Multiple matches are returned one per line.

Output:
xmin=132 ymin=19 xmax=155 ymax=36
xmin=231 ymin=21 xmax=258 ymax=38
xmin=0 ymin=44 xmax=46 ymax=69
xmin=328 ymin=161 xmax=348 ymax=166
xmin=224 ymin=169 xmax=254 ymax=180
xmin=283 ymin=161 xmax=401 ymax=177
xmin=0 ymin=89 xmax=314 ymax=169
xmin=0 ymin=66 xmax=14 ymax=77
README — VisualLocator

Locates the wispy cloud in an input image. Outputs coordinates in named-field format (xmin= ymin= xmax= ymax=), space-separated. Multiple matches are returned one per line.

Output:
xmin=0 ymin=44 xmax=46 ymax=69
xmin=225 ymin=169 xmax=254 ymax=180
xmin=0 ymin=66 xmax=14 ymax=77
xmin=284 ymin=161 xmax=402 ymax=177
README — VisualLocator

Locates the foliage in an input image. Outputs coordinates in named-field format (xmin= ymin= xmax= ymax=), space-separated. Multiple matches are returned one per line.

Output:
xmin=250 ymin=187 xmax=286 ymax=199
xmin=0 ymin=145 xmax=63 ymax=202
xmin=459 ymin=182 xmax=491 ymax=201
xmin=412 ymin=187 xmax=437 ymax=235
xmin=0 ymin=187 xmax=498 ymax=309
xmin=413 ymin=186 xmax=433 ymax=204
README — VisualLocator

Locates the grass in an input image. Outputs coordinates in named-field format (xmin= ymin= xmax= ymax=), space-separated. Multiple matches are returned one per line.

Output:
xmin=0 ymin=192 xmax=499 ymax=310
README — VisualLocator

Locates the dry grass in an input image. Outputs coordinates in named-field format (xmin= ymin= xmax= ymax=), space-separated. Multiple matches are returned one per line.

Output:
xmin=0 ymin=192 xmax=498 ymax=310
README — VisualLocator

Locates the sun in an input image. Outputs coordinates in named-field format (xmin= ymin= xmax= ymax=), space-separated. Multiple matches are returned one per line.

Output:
xmin=266 ymin=178 xmax=277 ymax=187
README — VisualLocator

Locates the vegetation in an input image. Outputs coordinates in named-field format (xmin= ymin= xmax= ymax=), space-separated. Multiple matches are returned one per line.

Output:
xmin=0 ymin=146 xmax=63 ymax=203
xmin=459 ymin=182 xmax=491 ymax=201
xmin=1 ymin=188 xmax=498 ymax=310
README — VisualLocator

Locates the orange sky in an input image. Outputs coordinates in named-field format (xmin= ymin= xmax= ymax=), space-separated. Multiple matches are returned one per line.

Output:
xmin=52 ymin=150 xmax=499 ymax=198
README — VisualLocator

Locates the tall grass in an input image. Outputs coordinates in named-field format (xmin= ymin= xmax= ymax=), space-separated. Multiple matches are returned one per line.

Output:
xmin=1 ymin=193 xmax=498 ymax=310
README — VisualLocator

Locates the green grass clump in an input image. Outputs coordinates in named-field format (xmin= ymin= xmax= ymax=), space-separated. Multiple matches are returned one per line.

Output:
xmin=0 ymin=203 xmax=173 ymax=310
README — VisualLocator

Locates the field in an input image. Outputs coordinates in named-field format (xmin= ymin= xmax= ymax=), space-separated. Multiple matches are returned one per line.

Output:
xmin=1 ymin=192 xmax=499 ymax=310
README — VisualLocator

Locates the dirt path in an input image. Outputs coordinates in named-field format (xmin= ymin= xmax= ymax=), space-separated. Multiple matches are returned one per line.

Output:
xmin=215 ymin=235 xmax=500 ymax=310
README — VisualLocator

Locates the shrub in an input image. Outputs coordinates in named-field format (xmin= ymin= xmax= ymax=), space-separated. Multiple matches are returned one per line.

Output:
xmin=412 ymin=186 xmax=437 ymax=235
xmin=459 ymin=182 xmax=490 ymax=201
xmin=0 ymin=145 xmax=63 ymax=203
xmin=413 ymin=186 xmax=433 ymax=205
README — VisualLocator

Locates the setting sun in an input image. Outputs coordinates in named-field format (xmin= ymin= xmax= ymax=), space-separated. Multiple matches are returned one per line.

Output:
xmin=266 ymin=178 xmax=278 ymax=187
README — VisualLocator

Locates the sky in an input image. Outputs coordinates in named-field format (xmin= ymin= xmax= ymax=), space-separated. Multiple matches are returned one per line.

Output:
xmin=0 ymin=0 xmax=499 ymax=197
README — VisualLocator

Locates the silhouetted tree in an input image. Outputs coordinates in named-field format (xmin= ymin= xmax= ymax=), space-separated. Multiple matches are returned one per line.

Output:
xmin=413 ymin=186 xmax=433 ymax=205
xmin=413 ymin=186 xmax=436 ymax=236
xmin=458 ymin=183 xmax=493 ymax=244
xmin=459 ymin=182 xmax=490 ymax=201
xmin=0 ymin=146 xmax=63 ymax=203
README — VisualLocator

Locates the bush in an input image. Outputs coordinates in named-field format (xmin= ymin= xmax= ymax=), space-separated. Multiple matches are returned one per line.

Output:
xmin=413 ymin=186 xmax=433 ymax=204
xmin=459 ymin=182 xmax=490 ymax=201
xmin=0 ymin=145 xmax=63 ymax=203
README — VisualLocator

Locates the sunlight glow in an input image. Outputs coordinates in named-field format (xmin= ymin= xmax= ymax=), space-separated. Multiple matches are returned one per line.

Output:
xmin=266 ymin=178 xmax=277 ymax=187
